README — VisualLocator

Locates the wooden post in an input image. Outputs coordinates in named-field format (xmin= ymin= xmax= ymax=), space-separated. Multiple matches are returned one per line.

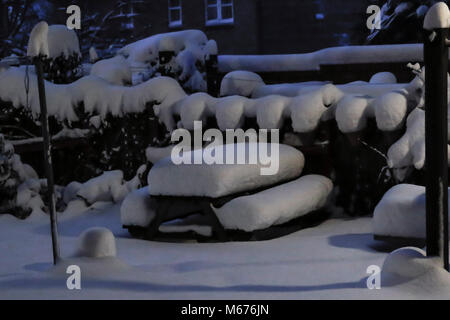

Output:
xmin=206 ymin=54 xmax=219 ymax=97
xmin=34 ymin=57 xmax=60 ymax=265
xmin=424 ymin=28 xmax=449 ymax=271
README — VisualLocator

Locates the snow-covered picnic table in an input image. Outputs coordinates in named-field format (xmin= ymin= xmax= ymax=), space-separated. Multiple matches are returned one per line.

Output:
xmin=122 ymin=143 xmax=333 ymax=240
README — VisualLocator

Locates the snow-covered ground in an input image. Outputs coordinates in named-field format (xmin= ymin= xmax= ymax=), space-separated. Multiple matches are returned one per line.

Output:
xmin=0 ymin=202 xmax=448 ymax=299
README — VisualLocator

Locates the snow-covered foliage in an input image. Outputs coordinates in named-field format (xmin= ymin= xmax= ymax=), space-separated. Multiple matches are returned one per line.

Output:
xmin=0 ymin=66 xmax=186 ymax=122
xmin=369 ymin=72 xmax=397 ymax=84
xmin=220 ymin=71 xmax=265 ymax=97
xmin=65 ymin=166 xmax=147 ymax=206
xmin=372 ymin=184 xmax=447 ymax=239
xmin=0 ymin=134 xmax=40 ymax=218
xmin=90 ymin=55 xmax=132 ymax=86
xmin=117 ymin=30 xmax=215 ymax=92
xmin=214 ymin=175 xmax=332 ymax=232
xmin=76 ymin=227 xmax=117 ymax=258
xmin=148 ymin=143 xmax=305 ymax=198
xmin=46 ymin=25 xmax=81 ymax=59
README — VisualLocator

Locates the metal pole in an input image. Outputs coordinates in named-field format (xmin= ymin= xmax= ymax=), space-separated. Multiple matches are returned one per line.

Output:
xmin=34 ymin=57 xmax=60 ymax=265
xmin=424 ymin=28 xmax=449 ymax=271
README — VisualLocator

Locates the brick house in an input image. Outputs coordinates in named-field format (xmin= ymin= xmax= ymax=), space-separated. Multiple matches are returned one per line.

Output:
xmin=56 ymin=0 xmax=376 ymax=55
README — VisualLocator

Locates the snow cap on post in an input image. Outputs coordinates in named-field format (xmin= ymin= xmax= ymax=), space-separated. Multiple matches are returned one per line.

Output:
xmin=27 ymin=21 xmax=49 ymax=57
xmin=424 ymin=2 xmax=450 ymax=30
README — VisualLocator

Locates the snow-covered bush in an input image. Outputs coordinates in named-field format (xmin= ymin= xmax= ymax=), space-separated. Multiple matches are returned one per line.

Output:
xmin=27 ymin=22 xmax=82 ymax=84
xmin=117 ymin=30 xmax=217 ymax=92
xmin=0 ymin=134 xmax=43 ymax=218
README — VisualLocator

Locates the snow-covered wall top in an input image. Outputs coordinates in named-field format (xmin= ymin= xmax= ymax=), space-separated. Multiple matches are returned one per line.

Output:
xmin=218 ymin=44 xmax=424 ymax=73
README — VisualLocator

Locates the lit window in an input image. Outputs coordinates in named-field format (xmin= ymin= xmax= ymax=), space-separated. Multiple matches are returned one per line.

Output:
xmin=205 ymin=0 xmax=234 ymax=26
xmin=168 ymin=0 xmax=182 ymax=27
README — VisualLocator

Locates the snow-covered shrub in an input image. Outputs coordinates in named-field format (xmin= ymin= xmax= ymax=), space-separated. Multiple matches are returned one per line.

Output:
xmin=117 ymin=30 xmax=217 ymax=92
xmin=90 ymin=55 xmax=132 ymax=86
xmin=220 ymin=71 xmax=265 ymax=97
xmin=0 ymin=134 xmax=43 ymax=218
xmin=27 ymin=22 xmax=82 ymax=84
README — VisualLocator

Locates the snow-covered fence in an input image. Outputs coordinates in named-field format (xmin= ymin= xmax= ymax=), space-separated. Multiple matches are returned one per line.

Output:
xmin=217 ymin=44 xmax=433 ymax=85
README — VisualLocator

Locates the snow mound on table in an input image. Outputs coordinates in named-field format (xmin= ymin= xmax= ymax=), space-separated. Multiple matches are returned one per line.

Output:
xmin=148 ymin=143 xmax=304 ymax=198
xmin=47 ymin=25 xmax=81 ymax=59
xmin=220 ymin=71 xmax=264 ymax=97
xmin=424 ymin=2 xmax=450 ymax=30
xmin=76 ymin=227 xmax=116 ymax=258
xmin=120 ymin=187 xmax=155 ymax=227
xmin=214 ymin=175 xmax=332 ymax=232
xmin=381 ymin=247 xmax=450 ymax=288
xmin=373 ymin=184 xmax=450 ymax=239
xmin=90 ymin=55 xmax=131 ymax=85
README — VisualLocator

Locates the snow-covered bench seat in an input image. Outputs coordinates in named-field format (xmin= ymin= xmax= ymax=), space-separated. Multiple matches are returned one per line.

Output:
xmin=373 ymin=184 xmax=450 ymax=246
xmin=213 ymin=175 xmax=333 ymax=232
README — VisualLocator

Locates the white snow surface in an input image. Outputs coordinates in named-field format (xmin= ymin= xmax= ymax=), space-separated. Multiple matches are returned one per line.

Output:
xmin=120 ymin=187 xmax=154 ymax=227
xmin=27 ymin=21 xmax=49 ymax=57
xmin=0 ymin=67 xmax=187 ymax=124
xmin=387 ymin=108 xmax=450 ymax=170
xmin=214 ymin=175 xmax=333 ymax=232
xmin=90 ymin=55 xmax=132 ymax=85
xmin=76 ymin=227 xmax=117 ymax=258
xmin=46 ymin=25 xmax=81 ymax=59
xmin=369 ymin=72 xmax=397 ymax=84
xmin=424 ymin=2 xmax=450 ymax=30
xmin=219 ymin=44 xmax=424 ymax=73
xmin=1 ymin=204 xmax=449 ymax=299
xmin=148 ymin=143 xmax=304 ymax=198
xmin=220 ymin=71 xmax=265 ymax=97
xmin=381 ymin=247 xmax=450 ymax=290
xmin=373 ymin=184 xmax=450 ymax=239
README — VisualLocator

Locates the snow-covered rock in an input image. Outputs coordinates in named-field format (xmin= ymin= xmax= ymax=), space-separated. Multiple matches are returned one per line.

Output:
xmin=369 ymin=72 xmax=397 ymax=84
xmin=76 ymin=227 xmax=116 ymax=258
xmin=27 ymin=21 xmax=49 ymax=57
xmin=214 ymin=175 xmax=332 ymax=232
xmin=90 ymin=55 xmax=132 ymax=85
xmin=424 ymin=2 xmax=450 ymax=30
xmin=220 ymin=71 xmax=264 ymax=97
xmin=148 ymin=143 xmax=304 ymax=198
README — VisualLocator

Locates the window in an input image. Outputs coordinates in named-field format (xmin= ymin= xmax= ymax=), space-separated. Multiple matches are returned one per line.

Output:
xmin=205 ymin=0 xmax=234 ymax=26
xmin=168 ymin=0 xmax=182 ymax=27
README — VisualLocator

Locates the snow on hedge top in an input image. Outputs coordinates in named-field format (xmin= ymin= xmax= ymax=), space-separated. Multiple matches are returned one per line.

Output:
xmin=424 ymin=2 xmax=450 ymax=30
xmin=47 ymin=25 xmax=81 ymax=58
xmin=148 ymin=143 xmax=305 ymax=198
xmin=118 ymin=30 xmax=208 ymax=65
xmin=27 ymin=22 xmax=80 ymax=58
xmin=27 ymin=21 xmax=49 ymax=57
xmin=219 ymin=44 xmax=423 ymax=73
xmin=0 ymin=67 xmax=186 ymax=123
